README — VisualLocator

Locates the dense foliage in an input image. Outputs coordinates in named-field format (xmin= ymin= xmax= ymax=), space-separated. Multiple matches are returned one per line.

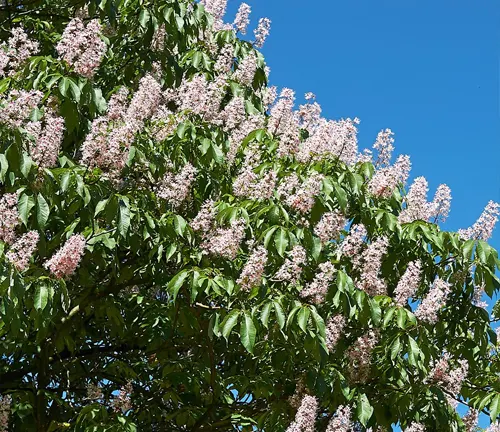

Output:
xmin=0 ymin=0 xmax=500 ymax=431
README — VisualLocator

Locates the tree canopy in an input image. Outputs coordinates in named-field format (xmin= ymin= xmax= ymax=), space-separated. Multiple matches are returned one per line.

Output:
xmin=0 ymin=0 xmax=499 ymax=431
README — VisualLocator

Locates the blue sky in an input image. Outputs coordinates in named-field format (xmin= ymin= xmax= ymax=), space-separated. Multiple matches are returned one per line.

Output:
xmin=225 ymin=0 xmax=500 ymax=429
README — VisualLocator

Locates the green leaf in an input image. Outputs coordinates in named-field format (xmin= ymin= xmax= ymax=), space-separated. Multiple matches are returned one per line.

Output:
xmin=34 ymin=284 xmax=49 ymax=311
xmin=18 ymin=193 xmax=35 ymax=226
xmin=297 ymin=307 xmax=310 ymax=333
xmin=240 ymin=311 xmax=256 ymax=354
xmin=59 ymin=77 xmax=70 ymax=97
xmin=167 ymin=269 xmax=189 ymax=301
xmin=36 ymin=194 xmax=50 ymax=229
xmin=139 ymin=9 xmax=151 ymax=27
xmin=390 ymin=337 xmax=401 ymax=360
xmin=273 ymin=301 xmax=285 ymax=329
xmin=0 ymin=154 xmax=7 ymax=182
xmin=222 ymin=309 xmax=240 ymax=340
xmin=490 ymin=393 xmax=500 ymax=422
xmin=94 ymin=198 xmax=109 ymax=217
xmin=356 ymin=393 xmax=373 ymax=426
xmin=260 ymin=302 xmax=272 ymax=329
xmin=310 ymin=306 xmax=326 ymax=338
xmin=274 ymin=228 xmax=288 ymax=257
xmin=118 ymin=198 xmax=130 ymax=237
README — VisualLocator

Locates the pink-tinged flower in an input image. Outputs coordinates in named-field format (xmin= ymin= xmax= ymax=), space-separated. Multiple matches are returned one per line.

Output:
xmin=487 ymin=424 xmax=500 ymax=432
xmin=201 ymin=0 xmax=227 ymax=22
xmin=326 ymin=405 xmax=352 ymax=432
xmin=458 ymin=200 xmax=500 ymax=242
xmin=254 ymin=17 xmax=271 ymax=48
xmin=228 ymin=114 xmax=265 ymax=162
xmin=277 ymin=173 xmax=324 ymax=214
xmin=107 ymin=87 xmax=129 ymax=121
xmin=86 ymin=382 xmax=103 ymax=401
xmin=427 ymin=354 xmax=468 ymax=408
xmin=6 ymin=231 xmax=39 ymax=271
xmin=214 ymin=44 xmax=234 ymax=74
xmin=237 ymin=246 xmax=268 ymax=291
xmin=219 ymin=96 xmax=246 ymax=131
xmin=201 ymin=219 xmax=246 ymax=259
xmin=80 ymin=116 xmax=112 ymax=170
xmin=191 ymin=200 xmax=216 ymax=235
xmin=300 ymin=262 xmax=336 ymax=304
xmin=0 ymin=193 xmax=20 ymax=244
xmin=56 ymin=18 xmax=106 ymax=78
xmin=297 ymin=117 xmax=360 ymax=165
xmin=463 ymin=409 xmax=479 ymax=432
xmin=274 ymin=245 xmax=307 ymax=284
xmin=0 ymin=395 xmax=11 ymax=432
xmin=0 ymin=90 xmax=43 ymax=129
xmin=268 ymin=88 xmax=295 ymax=136
xmin=262 ymin=86 xmax=278 ymax=111
xmin=286 ymin=395 xmax=317 ymax=432
xmin=325 ymin=314 xmax=346 ymax=351
xmin=233 ymin=168 xmax=277 ymax=200
xmin=429 ymin=184 xmax=452 ymax=224
xmin=298 ymin=100 xmax=322 ymax=134
xmin=340 ymin=224 xmax=367 ymax=257
xmin=156 ymin=163 xmax=197 ymax=208
xmin=347 ymin=330 xmax=379 ymax=383
xmin=113 ymin=381 xmax=133 ymax=413
xmin=394 ymin=260 xmax=422 ymax=306
xmin=0 ymin=27 xmax=39 ymax=77
xmin=233 ymin=3 xmax=251 ymax=35
xmin=26 ymin=114 xmax=65 ymax=169
xmin=399 ymin=176 xmax=431 ymax=224
xmin=405 ymin=423 xmax=426 ymax=432
xmin=151 ymin=24 xmax=166 ymax=52
xmin=373 ymin=128 xmax=394 ymax=167
xmin=414 ymin=278 xmax=450 ymax=324
xmin=368 ymin=154 xmax=411 ymax=198
xmin=314 ymin=211 xmax=346 ymax=244
xmin=125 ymin=74 xmax=162 ymax=124
xmin=356 ymin=236 xmax=389 ymax=296
xmin=472 ymin=282 xmax=488 ymax=309
xmin=234 ymin=51 xmax=258 ymax=86
xmin=44 ymin=234 xmax=86 ymax=279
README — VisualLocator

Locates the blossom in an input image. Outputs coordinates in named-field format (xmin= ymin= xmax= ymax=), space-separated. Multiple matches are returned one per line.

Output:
xmin=0 ymin=90 xmax=43 ymax=129
xmin=462 ymin=410 xmax=478 ymax=432
xmin=228 ymin=114 xmax=265 ymax=162
xmin=125 ymin=74 xmax=163 ymax=124
xmin=368 ymin=154 xmax=411 ymax=198
xmin=214 ymin=44 xmax=234 ymax=74
xmin=347 ymin=330 xmax=379 ymax=383
xmin=429 ymin=184 xmax=452 ymax=223
xmin=268 ymin=88 xmax=295 ymax=136
xmin=427 ymin=354 xmax=468 ymax=407
xmin=219 ymin=96 xmax=246 ymax=131
xmin=44 ymin=234 xmax=86 ymax=279
xmin=262 ymin=86 xmax=278 ymax=110
xmin=254 ymin=17 xmax=271 ymax=48
xmin=0 ymin=395 xmax=11 ymax=432
xmin=399 ymin=177 xmax=431 ymax=224
xmin=393 ymin=260 xmax=422 ymax=306
xmin=0 ymin=27 xmax=39 ymax=77
xmin=234 ymin=51 xmax=258 ymax=86
xmin=113 ymin=381 xmax=133 ymax=413
xmin=458 ymin=200 xmax=500 ymax=242
xmin=414 ymin=278 xmax=450 ymax=324
xmin=107 ymin=87 xmax=129 ymax=121
xmin=6 ymin=231 xmax=39 ymax=271
xmin=356 ymin=236 xmax=389 ymax=296
xmin=405 ymin=423 xmax=425 ymax=432
xmin=201 ymin=0 xmax=227 ymax=22
xmin=314 ymin=211 xmax=346 ymax=244
xmin=56 ymin=18 xmax=106 ymax=78
xmin=0 ymin=193 xmax=20 ymax=244
xmin=191 ymin=200 xmax=216 ymax=235
xmin=325 ymin=314 xmax=346 ymax=351
xmin=326 ymin=405 xmax=352 ymax=432
xmin=233 ymin=3 xmax=251 ymax=34
xmin=26 ymin=114 xmax=65 ymax=169
xmin=300 ymin=262 xmax=336 ymax=304
xmin=151 ymin=24 xmax=166 ymax=51
xmin=340 ymin=223 xmax=367 ymax=257
xmin=486 ymin=423 xmax=500 ymax=432
xmin=274 ymin=245 xmax=307 ymax=284
xmin=86 ymin=382 xmax=103 ymax=401
xmin=201 ymin=219 xmax=246 ymax=259
xmin=233 ymin=168 xmax=277 ymax=200
xmin=373 ymin=128 xmax=394 ymax=167
xmin=156 ymin=163 xmax=197 ymax=208
xmin=277 ymin=173 xmax=324 ymax=214
xmin=237 ymin=246 xmax=268 ymax=291
xmin=285 ymin=395 xmax=317 ymax=432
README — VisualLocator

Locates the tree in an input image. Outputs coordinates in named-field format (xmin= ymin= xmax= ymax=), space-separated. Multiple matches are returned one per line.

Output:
xmin=0 ymin=0 xmax=498 ymax=431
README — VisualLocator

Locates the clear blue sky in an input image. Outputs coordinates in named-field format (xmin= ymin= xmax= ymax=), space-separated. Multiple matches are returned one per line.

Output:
xmin=225 ymin=0 xmax=500 ymax=429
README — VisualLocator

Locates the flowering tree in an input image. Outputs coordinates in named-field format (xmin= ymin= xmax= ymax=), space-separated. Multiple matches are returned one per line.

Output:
xmin=0 ymin=0 xmax=499 ymax=431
